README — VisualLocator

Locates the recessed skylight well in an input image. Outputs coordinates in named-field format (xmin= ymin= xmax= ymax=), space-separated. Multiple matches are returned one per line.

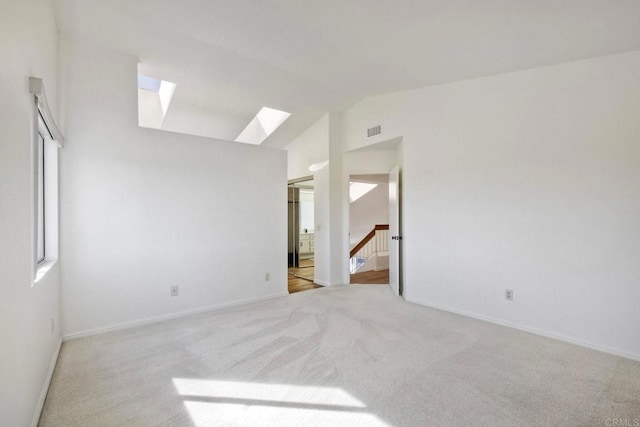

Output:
xmin=235 ymin=107 xmax=291 ymax=145
xmin=157 ymin=80 xmax=177 ymax=115
xmin=137 ymin=73 xmax=176 ymax=130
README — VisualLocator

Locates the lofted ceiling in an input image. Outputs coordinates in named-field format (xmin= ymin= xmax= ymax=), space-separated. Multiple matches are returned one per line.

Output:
xmin=53 ymin=0 xmax=640 ymax=148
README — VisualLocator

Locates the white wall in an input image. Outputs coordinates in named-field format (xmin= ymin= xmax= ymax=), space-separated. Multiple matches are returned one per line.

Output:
xmin=285 ymin=112 xmax=346 ymax=286
xmin=327 ymin=113 xmax=347 ymax=285
xmin=286 ymin=114 xmax=331 ymax=284
xmin=342 ymin=50 xmax=640 ymax=359
xmin=160 ymin=97 xmax=248 ymax=143
xmin=0 ymin=1 xmax=62 ymax=426
xmin=58 ymin=37 xmax=287 ymax=337
xmin=349 ymin=180 xmax=389 ymax=248
xmin=344 ymin=149 xmax=400 ymax=173
xmin=312 ymin=166 xmax=332 ymax=285
xmin=286 ymin=113 xmax=329 ymax=180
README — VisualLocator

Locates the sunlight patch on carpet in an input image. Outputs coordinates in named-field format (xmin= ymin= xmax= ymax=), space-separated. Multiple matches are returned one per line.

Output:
xmin=173 ymin=378 xmax=390 ymax=426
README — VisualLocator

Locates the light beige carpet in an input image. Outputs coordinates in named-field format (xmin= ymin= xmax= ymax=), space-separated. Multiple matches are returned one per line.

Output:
xmin=40 ymin=285 xmax=640 ymax=426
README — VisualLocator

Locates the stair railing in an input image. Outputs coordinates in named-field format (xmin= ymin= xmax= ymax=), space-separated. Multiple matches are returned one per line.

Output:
xmin=350 ymin=224 xmax=389 ymax=273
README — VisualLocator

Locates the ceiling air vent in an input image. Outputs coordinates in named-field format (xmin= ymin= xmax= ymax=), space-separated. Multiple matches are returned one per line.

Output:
xmin=367 ymin=125 xmax=381 ymax=138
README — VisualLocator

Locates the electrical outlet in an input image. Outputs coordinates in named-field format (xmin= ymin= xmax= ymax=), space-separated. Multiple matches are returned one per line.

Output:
xmin=265 ymin=273 xmax=270 ymax=281
xmin=171 ymin=285 xmax=179 ymax=297
xmin=505 ymin=289 xmax=513 ymax=301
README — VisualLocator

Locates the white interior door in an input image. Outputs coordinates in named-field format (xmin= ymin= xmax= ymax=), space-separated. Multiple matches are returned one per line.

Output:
xmin=388 ymin=165 xmax=401 ymax=296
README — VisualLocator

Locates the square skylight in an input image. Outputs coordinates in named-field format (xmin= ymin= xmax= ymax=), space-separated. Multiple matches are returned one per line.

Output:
xmin=235 ymin=107 xmax=291 ymax=145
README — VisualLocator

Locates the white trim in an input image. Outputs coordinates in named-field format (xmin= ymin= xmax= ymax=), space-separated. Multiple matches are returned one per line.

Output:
xmin=313 ymin=279 xmax=330 ymax=287
xmin=62 ymin=292 xmax=289 ymax=341
xmin=31 ymin=338 xmax=62 ymax=427
xmin=29 ymin=77 xmax=64 ymax=146
xmin=404 ymin=296 xmax=640 ymax=362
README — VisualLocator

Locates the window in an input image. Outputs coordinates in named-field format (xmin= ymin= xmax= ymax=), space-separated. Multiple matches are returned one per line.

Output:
xmin=34 ymin=111 xmax=59 ymax=282
xmin=30 ymin=77 xmax=62 ymax=284
xmin=36 ymin=113 xmax=56 ymax=267
xmin=36 ymin=124 xmax=46 ymax=263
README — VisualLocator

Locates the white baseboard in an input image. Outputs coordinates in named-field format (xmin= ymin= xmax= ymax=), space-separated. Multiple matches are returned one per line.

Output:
xmin=62 ymin=292 xmax=289 ymax=341
xmin=314 ymin=280 xmax=330 ymax=287
xmin=404 ymin=296 xmax=640 ymax=362
xmin=31 ymin=337 xmax=62 ymax=427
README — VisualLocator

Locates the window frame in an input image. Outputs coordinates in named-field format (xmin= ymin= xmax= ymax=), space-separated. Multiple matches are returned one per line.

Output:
xmin=33 ymin=108 xmax=59 ymax=284
xmin=36 ymin=123 xmax=46 ymax=264
xmin=30 ymin=77 xmax=64 ymax=285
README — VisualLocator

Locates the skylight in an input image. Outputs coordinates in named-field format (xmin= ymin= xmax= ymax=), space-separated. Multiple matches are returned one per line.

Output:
xmin=350 ymin=182 xmax=378 ymax=203
xmin=137 ymin=75 xmax=161 ymax=92
xmin=235 ymin=107 xmax=291 ymax=145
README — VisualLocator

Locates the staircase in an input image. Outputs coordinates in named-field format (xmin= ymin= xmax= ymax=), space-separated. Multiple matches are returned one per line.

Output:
xmin=350 ymin=224 xmax=389 ymax=274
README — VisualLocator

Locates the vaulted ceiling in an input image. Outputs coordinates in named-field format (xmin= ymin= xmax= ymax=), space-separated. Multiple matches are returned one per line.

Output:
xmin=53 ymin=0 xmax=640 ymax=147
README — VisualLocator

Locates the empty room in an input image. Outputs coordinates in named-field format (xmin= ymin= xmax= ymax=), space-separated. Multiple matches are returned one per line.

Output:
xmin=2 ymin=1 xmax=640 ymax=426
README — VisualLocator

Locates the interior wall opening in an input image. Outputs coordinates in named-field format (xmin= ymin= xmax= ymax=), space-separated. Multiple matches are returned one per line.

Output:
xmin=288 ymin=177 xmax=321 ymax=294
xmin=348 ymin=174 xmax=390 ymax=285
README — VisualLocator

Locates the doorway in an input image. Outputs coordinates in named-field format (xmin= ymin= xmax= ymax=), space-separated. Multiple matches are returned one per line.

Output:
xmin=288 ymin=177 xmax=321 ymax=293
xmin=348 ymin=174 xmax=390 ymax=285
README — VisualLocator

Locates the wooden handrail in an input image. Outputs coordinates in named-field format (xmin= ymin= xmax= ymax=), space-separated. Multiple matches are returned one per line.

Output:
xmin=350 ymin=224 xmax=389 ymax=258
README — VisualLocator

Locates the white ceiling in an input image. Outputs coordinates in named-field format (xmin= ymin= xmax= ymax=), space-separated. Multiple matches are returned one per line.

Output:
xmin=53 ymin=0 xmax=640 ymax=148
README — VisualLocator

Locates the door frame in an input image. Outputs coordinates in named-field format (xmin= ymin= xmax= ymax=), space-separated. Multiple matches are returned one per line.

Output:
xmin=345 ymin=169 xmax=396 ymax=286
xmin=288 ymin=176 xmax=315 ymax=271
xmin=342 ymin=137 xmax=404 ymax=295
xmin=288 ymin=175 xmax=314 ymax=185
xmin=388 ymin=165 xmax=402 ymax=296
